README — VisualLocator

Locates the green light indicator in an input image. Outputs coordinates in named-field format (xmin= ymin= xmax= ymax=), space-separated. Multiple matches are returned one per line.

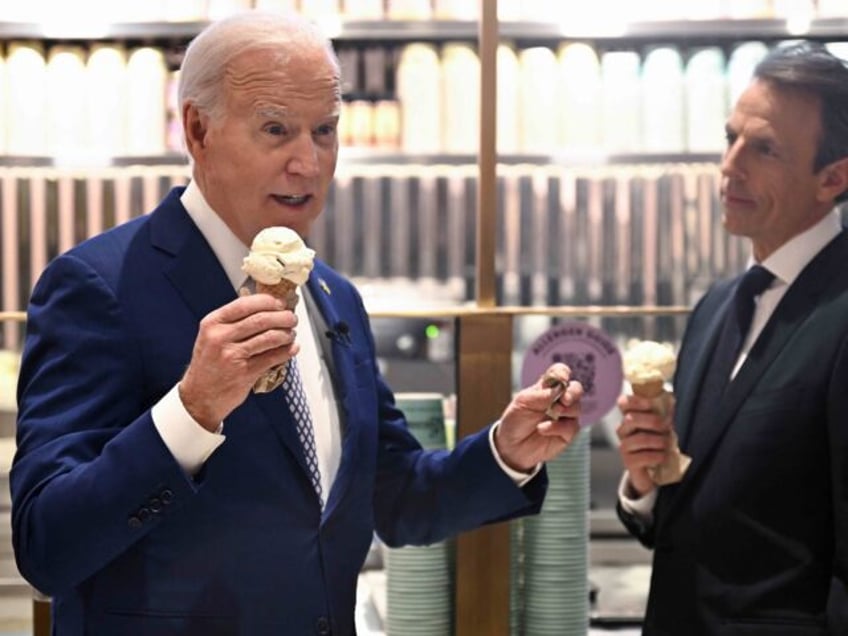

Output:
xmin=425 ymin=324 xmax=440 ymax=339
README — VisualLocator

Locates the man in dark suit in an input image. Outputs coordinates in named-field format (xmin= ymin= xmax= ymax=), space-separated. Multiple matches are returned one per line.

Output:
xmin=616 ymin=42 xmax=848 ymax=635
xmin=10 ymin=11 xmax=584 ymax=636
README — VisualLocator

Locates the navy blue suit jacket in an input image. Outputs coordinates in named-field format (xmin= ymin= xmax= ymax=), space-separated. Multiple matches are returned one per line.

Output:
xmin=11 ymin=188 xmax=546 ymax=635
xmin=619 ymin=229 xmax=848 ymax=635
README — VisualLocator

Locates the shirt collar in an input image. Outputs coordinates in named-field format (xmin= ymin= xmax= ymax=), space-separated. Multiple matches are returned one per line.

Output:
xmin=753 ymin=210 xmax=842 ymax=287
xmin=180 ymin=181 xmax=249 ymax=291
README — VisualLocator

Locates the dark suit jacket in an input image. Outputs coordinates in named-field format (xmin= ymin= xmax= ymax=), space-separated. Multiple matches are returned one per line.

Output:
xmin=11 ymin=188 xmax=547 ymax=636
xmin=619 ymin=229 xmax=848 ymax=636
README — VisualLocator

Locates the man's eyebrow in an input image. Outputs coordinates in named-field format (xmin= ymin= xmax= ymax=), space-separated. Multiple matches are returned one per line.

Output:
xmin=255 ymin=106 xmax=289 ymax=119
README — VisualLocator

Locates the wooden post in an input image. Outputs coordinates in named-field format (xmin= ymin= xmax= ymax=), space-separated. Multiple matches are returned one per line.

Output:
xmin=33 ymin=595 xmax=51 ymax=636
xmin=454 ymin=312 xmax=513 ymax=636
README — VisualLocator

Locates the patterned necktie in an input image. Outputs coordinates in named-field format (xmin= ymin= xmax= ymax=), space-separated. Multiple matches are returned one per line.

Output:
xmin=281 ymin=357 xmax=323 ymax=508
xmin=686 ymin=264 xmax=775 ymax=448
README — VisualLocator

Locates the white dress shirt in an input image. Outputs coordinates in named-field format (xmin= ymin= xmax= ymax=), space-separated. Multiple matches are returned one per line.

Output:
xmin=619 ymin=211 xmax=843 ymax=522
xmin=151 ymin=181 xmax=534 ymax=488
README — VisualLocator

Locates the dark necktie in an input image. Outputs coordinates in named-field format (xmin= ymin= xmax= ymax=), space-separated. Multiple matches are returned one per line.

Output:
xmin=686 ymin=265 xmax=775 ymax=448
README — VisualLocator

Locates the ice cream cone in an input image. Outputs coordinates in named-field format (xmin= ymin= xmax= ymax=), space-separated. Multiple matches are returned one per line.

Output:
xmin=623 ymin=339 xmax=691 ymax=485
xmin=242 ymin=227 xmax=316 ymax=394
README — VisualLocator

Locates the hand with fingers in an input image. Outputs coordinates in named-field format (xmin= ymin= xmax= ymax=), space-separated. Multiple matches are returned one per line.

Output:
xmin=615 ymin=392 xmax=676 ymax=498
xmin=179 ymin=293 xmax=300 ymax=431
xmin=495 ymin=363 xmax=584 ymax=473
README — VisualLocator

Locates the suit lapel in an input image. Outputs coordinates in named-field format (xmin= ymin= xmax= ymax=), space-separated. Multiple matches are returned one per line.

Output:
xmin=305 ymin=270 xmax=361 ymax=517
xmin=676 ymin=288 xmax=734 ymax=448
xmin=150 ymin=194 xmax=236 ymax=322
xmin=662 ymin=230 xmax=848 ymax=525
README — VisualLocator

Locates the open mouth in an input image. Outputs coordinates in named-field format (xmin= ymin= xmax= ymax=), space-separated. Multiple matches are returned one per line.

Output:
xmin=272 ymin=194 xmax=311 ymax=206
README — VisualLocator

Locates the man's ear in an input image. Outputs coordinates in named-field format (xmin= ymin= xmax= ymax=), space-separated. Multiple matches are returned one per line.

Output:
xmin=817 ymin=156 xmax=848 ymax=203
xmin=182 ymin=102 xmax=209 ymax=161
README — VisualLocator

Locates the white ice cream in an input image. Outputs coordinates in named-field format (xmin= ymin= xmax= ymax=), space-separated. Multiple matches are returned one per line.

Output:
xmin=242 ymin=227 xmax=315 ymax=286
xmin=622 ymin=339 xmax=676 ymax=385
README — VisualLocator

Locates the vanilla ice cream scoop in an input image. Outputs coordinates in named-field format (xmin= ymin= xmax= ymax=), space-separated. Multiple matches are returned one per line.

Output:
xmin=622 ymin=339 xmax=676 ymax=394
xmin=242 ymin=226 xmax=315 ymax=287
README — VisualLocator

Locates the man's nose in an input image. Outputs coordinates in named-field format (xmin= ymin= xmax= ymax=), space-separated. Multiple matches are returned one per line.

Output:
xmin=720 ymin=142 xmax=744 ymax=179
xmin=286 ymin=134 xmax=320 ymax=177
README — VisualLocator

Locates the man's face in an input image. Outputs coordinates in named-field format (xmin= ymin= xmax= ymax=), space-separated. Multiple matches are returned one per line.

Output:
xmin=721 ymin=78 xmax=833 ymax=260
xmin=187 ymin=46 xmax=340 ymax=245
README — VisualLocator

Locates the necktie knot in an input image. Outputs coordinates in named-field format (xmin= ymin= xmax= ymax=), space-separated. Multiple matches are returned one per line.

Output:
xmin=738 ymin=264 xmax=774 ymax=299
xmin=734 ymin=265 xmax=774 ymax=329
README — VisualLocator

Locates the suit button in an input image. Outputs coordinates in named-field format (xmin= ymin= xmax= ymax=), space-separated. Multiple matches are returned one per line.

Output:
xmin=137 ymin=507 xmax=151 ymax=523
xmin=148 ymin=497 xmax=162 ymax=513
xmin=315 ymin=616 xmax=331 ymax=635
xmin=127 ymin=516 xmax=142 ymax=529
xmin=160 ymin=489 xmax=174 ymax=505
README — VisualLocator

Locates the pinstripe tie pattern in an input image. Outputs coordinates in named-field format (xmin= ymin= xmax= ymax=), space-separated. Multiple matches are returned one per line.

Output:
xmin=281 ymin=358 xmax=323 ymax=507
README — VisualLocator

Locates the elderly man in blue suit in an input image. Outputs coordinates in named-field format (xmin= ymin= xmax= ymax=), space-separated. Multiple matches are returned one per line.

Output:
xmin=10 ymin=11 xmax=584 ymax=636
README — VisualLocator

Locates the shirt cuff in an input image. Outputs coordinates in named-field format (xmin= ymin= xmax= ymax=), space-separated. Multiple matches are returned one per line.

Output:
xmin=151 ymin=384 xmax=226 ymax=476
xmin=489 ymin=421 xmax=542 ymax=488
xmin=617 ymin=471 xmax=657 ymax=525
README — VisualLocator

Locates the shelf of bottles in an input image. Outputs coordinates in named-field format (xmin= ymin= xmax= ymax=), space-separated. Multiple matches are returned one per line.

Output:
xmin=0 ymin=0 xmax=846 ymax=161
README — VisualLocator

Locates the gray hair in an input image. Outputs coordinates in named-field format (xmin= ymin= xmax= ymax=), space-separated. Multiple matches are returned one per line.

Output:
xmin=178 ymin=11 xmax=340 ymax=123
xmin=754 ymin=41 xmax=848 ymax=202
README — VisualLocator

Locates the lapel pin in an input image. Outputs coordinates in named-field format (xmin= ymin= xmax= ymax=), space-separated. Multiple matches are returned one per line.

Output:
xmin=319 ymin=278 xmax=331 ymax=295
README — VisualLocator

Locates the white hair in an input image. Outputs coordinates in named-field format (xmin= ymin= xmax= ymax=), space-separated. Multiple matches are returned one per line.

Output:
xmin=178 ymin=10 xmax=340 ymax=123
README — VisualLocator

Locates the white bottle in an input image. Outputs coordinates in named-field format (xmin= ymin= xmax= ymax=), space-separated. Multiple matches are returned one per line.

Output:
xmin=497 ymin=43 xmax=520 ymax=154
xmin=386 ymin=0 xmax=432 ymax=20
xmin=600 ymin=50 xmax=641 ymax=153
xmin=441 ymin=43 xmax=479 ymax=154
xmin=396 ymin=43 xmax=441 ymax=153
xmin=641 ymin=46 xmax=685 ymax=152
xmin=557 ymin=42 xmax=601 ymax=152
xmin=685 ymin=47 xmax=727 ymax=152
xmin=727 ymin=41 xmax=769 ymax=110
xmin=86 ymin=44 xmax=128 ymax=157
xmin=6 ymin=42 xmax=47 ymax=155
xmin=0 ymin=52 xmax=5 ymax=154
xmin=433 ymin=0 xmax=478 ymax=19
xmin=46 ymin=46 xmax=88 ymax=157
xmin=342 ymin=0 xmax=385 ymax=19
xmin=126 ymin=47 xmax=168 ymax=156
xmin=518 ymin=46 xmax=558 ymax=153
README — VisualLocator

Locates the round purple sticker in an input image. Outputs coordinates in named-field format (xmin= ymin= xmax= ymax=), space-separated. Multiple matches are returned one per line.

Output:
xmin=520 ymin=321 xmax=623 ymax=426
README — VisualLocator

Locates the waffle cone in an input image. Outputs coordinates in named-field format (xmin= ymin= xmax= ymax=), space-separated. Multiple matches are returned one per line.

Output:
xmin=631 ymin=379 xmax=665 ymax=398
xmin=256 ymin=279 xmax=299 ymax=310
xmin=252 ymin=278 xmax=300 ymax=393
